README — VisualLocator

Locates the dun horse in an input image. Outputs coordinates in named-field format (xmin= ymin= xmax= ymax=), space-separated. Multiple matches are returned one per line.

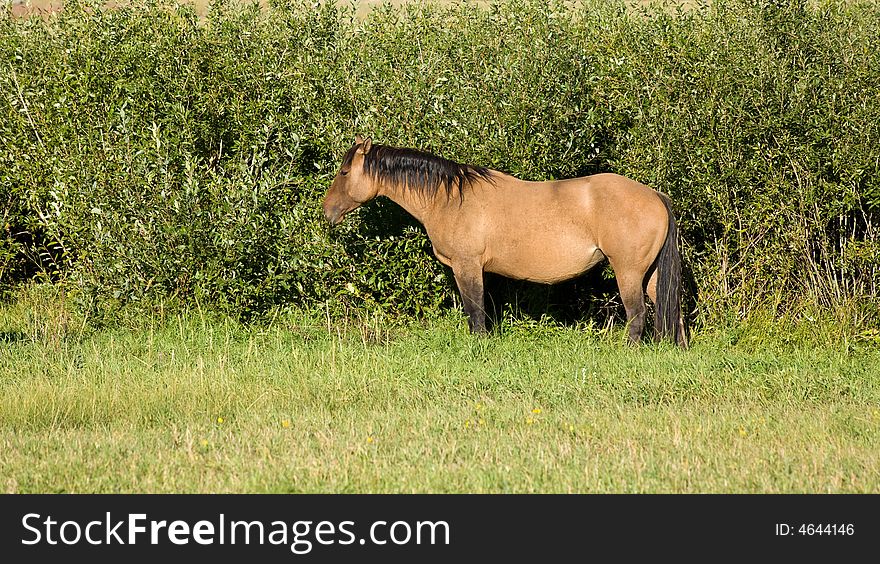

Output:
xmin=323 ymin=136 xmax=687 ymax=347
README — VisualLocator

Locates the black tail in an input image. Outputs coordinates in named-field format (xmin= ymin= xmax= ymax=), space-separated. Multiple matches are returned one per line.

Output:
xmin=655 ymin=193 xmax=687 ymax=347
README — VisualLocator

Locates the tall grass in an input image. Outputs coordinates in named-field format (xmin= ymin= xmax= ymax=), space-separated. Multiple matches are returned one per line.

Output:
xmin=1 ymin=288 xmax=878 ymax=493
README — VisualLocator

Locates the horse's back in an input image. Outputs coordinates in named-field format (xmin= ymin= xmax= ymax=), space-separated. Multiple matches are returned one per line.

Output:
xmin=518 ymin=172 xmax=668 ymax=240
xmin=468 ymin=172 xmax=668 ymax=282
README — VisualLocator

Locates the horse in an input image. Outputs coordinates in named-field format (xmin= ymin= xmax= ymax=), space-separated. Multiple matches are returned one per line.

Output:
xmin=322 ymin=135 xmax=687 ymax=347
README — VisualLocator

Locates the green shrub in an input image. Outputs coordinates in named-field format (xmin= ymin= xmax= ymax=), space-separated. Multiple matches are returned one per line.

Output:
xmin=1 ymin=0 xmax=877 ymax=330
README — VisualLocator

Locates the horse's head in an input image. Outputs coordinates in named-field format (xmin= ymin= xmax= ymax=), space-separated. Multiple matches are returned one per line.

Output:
xmin=323 ymin=135 xmax=378 ymax=225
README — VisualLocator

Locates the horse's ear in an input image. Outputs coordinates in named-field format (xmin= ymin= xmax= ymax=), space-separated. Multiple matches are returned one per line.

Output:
xmin=360 ymin=137 xmax=373 ymax=155
xmin=354 ymin=134 xmax=364 ymax=145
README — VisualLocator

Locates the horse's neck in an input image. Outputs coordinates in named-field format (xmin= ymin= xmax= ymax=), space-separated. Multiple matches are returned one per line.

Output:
xmin=378 ymin=182 xmax=442 ymax=227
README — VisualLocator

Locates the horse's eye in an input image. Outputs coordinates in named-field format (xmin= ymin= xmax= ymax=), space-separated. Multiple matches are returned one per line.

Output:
xmin=340 ymin=170 xmax=349 ymax=176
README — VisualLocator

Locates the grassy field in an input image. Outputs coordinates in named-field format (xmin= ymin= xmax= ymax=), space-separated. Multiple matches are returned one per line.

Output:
xmin=1 ymin=291 xmax=878 ymax=493
xmin=7 ymin=0 xmax=479 ymax=18
xmin=6 ymin=0 xmax=683 ymax=19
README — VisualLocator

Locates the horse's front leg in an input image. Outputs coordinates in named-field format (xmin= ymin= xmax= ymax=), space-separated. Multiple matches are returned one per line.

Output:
xmin=452 ymin=261 xmax=487 ymax=334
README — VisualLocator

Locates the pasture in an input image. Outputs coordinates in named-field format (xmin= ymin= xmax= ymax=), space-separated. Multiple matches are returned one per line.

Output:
xmin=1 ymin=0 xmax=879 ymax=493
xmin=1 ymin=290 xmax=879 ymax=493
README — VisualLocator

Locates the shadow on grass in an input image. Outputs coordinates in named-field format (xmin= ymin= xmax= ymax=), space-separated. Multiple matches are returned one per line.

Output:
xmin=0 ymin=331 xmax=29 ymax=344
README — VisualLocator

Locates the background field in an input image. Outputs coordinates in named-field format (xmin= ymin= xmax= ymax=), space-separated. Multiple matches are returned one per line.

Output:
xmin=1 ymin=0 xmax=879 ymax=492
xmin=6 ymin=0 xmax=444 ymax=18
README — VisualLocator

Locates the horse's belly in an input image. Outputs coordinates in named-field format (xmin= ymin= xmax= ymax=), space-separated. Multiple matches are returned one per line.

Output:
xmin=484 ymin=239 xmax=604 ymax=284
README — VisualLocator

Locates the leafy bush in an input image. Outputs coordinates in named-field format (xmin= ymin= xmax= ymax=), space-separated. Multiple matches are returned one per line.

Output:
xmin=1 ymin=0 xmax=878 ymax=330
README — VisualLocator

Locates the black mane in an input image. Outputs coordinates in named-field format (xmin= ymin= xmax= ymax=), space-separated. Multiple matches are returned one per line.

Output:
xmin=342 ymin=143 xmax=494 ymax=200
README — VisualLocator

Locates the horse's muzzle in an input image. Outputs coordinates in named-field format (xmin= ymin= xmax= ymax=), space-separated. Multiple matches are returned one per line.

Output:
xmin=323 ymin=204 xmax=343 ymax=226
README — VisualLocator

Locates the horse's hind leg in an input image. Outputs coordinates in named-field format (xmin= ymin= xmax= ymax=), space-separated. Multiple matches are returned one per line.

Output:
xmin=614 ymin=268 xmax=648 ymax=345
xmin=645 ymin=268 xmax=661 ymax=342
xmin=646 ymin=268 xmax=658 ymax=305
